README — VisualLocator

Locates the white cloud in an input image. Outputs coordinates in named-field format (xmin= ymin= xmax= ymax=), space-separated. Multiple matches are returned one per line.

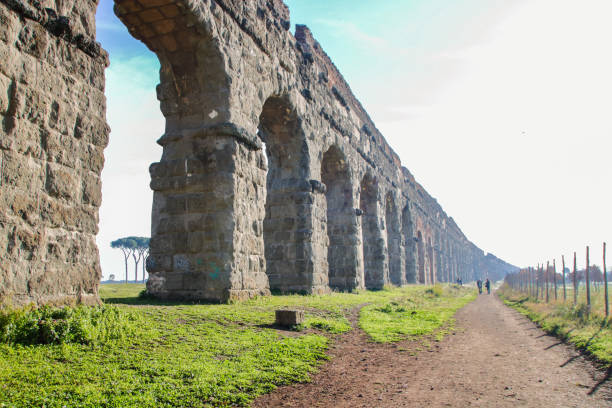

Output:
xmin=376 ymin=0 xmax=612 ymax=268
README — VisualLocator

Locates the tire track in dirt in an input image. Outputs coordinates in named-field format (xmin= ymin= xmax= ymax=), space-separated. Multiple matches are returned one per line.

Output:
xmin=253 ymin=293 xmax=611 ymax=407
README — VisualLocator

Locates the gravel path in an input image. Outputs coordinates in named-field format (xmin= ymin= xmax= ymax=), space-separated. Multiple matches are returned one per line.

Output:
xmin=253 ymin=293 xmax=611 ymax=407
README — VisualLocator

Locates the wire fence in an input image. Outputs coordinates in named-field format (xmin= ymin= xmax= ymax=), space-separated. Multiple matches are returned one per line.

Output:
xmin=504 ymin=242 xmax=610 ymax=318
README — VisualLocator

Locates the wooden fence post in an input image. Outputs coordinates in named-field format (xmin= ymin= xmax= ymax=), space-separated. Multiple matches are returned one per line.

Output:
xmin=586 ymin=246 xmax=591 ymax=314
xmin=562 ymin=255 xmax=566 ymax=302
xmin=526 ymin=268 xmax=530 ymax=296
xmin=553 ymin=259 xmax=558 ymax=301
xmin=546 ymin=261 xmax=550 ymax=303
xmin=536 ymin=264 xmax=540 ymax=300
xmin=533 ymin=266 xmax=536 ymax=298
xmin=539 ymin=264 xmax=543 ymax=300
xmin=604 ymin=242 xmax=609 ymax=318
xmin=530 ymin=267 xmax=534 ymax=298
xmin=573 ymin=252 xmax=577 ymax=306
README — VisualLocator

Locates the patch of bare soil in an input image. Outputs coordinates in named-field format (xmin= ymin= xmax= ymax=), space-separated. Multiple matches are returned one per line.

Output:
xmin=253 ymin=293 xmax=611 ymax=407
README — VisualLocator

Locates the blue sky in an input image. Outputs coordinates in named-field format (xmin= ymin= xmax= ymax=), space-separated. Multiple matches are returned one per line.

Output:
xmin=95 ymin=0 xmax=612 ymax=279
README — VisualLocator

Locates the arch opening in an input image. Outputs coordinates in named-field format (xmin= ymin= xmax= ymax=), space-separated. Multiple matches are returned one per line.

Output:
xmin=385 ymin=192 xmax=403 ymax=286
xmin=360 ymin=174 xmax=384 ymax=289
xmin=417 ymin=230 xmax=425 ymax=284
xmin=434 ymin=236 xmax=443 ymax=283
xmin=402 ymin=205 xmax=416 ymax=283
xmin=107 ymin=0 xmax=249 ymax=301
xmin=428 ymin=237 xmax=435 ymax=284
xmin=443 ymin=240 xmax=450 ymax=283
xmin=258 ymin=96 xmax=305 ymax=293
xmin=321 ymin=146 xmax=356 ymax=291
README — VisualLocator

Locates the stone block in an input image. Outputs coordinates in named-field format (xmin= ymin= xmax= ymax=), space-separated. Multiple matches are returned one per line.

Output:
xmin=81 ymin=173 xmax=102 ymax=206
xmin=8 ymin=189 xmax=40 ymax=225
xmin=275 ymin=309 xmax=304 ymax=326
xmin=146 ymin=254 xmax=172 ymax=273
xmin=1 ymin=151 xmax=44 ymax=190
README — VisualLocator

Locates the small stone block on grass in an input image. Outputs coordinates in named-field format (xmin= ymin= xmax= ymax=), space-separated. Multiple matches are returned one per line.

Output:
xmin=275 ymin=309 xmax=304 ymax=326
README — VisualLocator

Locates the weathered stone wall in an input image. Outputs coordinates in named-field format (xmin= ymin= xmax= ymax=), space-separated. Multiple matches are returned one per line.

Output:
xmin=0 ymin=0 xmax=516 ymax=305
xmin=0 ymin=0 xmax=108 ymax=305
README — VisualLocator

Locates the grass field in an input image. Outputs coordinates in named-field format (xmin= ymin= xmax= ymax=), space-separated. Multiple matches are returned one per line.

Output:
xmin=498 ymin=284 xmax=612 ymax=365
xmin=0 ymin=284 xmax=475 ymax=407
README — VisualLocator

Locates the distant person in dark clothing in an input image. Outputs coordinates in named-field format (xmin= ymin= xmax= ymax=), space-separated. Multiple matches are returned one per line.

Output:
xmin=485 ymin=278 xmax=491 ymax=294
xmin=477 ymin=279 xmax=483 ymax=294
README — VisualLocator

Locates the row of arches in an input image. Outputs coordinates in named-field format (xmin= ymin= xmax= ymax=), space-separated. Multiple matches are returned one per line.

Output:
xmin=0 ymin=0 xmax=485 ymax=304
xmin=257 ymin=95 xmax=431 ymax=291
xmin=414 ymin=232 xmax=469 ymax=286
xmin=116 ymin=0 xmax=466 ymax=300
xmin=254 ymin=95 xmax=449 ymax=293
xmin=143 ymin=88 xmax=455 ymax=300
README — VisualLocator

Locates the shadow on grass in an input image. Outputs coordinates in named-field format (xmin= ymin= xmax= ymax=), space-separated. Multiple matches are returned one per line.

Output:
xmin=543 ymin=329 xmax=577 ymax=352
xmin=256 ymin=323 xmax=303 ymax=333
xmin=101 ymin=290 xmax=326 ymax=307
xmin=101 ymin=297 xmax=223 ymax=306
xmin=544 ymin=342 xmax=563 ymax=350
xmin=560 ymin=322 xmax=606 ymax=368
xmin=588 ymin=364 xmax=612 ymax=396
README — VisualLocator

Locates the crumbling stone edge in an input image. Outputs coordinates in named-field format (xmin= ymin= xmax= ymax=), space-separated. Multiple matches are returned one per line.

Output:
xmin=0 ymin=0 xmax=108 ymax=61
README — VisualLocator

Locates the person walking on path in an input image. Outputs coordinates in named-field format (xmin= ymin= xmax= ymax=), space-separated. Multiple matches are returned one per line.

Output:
xmin=485 ymin=278 xmax=491 ymax=294
xmin=477 ymin=279 xmax=483 ymax=294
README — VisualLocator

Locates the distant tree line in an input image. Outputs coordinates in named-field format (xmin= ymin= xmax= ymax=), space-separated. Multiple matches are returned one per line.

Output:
xmin=543 ymin=266 xmax=609 ymax=287
xmin=567 ymin=266 xmax=609 ymax=288
xmin=110 ymin=237 xmax=150 ymax=283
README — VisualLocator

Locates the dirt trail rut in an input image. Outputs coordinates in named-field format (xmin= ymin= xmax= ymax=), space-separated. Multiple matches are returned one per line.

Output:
xmin=253 ymin=293 xmax=611 ymax=407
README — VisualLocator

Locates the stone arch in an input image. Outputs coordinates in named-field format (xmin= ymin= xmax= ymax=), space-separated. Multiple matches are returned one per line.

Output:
xmin=448 ymin=241 xmax=454 ymax=282
xmin=359 ymin=173 xmax=385 ymax=289
xmin=114 ymin=1 xmax=233 ymax=123
xmin=435 ymin=234 xmax=444 ymax=283
xmin=133 ymin=5 xmax=269 ymax=301
xmin=442 ymin=239 xmax=450 ymax=283
xmin=321 ymin=146 xmax=359 ymax=290
xmin=385 ymin=191 xmax=404 ymax=286
xmin=258 ymin=95 xmax=309 ymax=293
xmin=417 ymin=230 xmax=425 ymax=284
xmin=427 ymin=236 xmax=435 ymax=284
xmin=402 ymin=204 xmax=417 ymax=283
xmin=448 ymin=244 xmax=455 ymax=282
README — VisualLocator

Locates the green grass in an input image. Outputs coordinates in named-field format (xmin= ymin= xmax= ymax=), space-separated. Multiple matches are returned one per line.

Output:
xmin=498 ymin=284 xmax=612 ymax=366
xmin=0 ymin=283 xmax=475 ymax=407
xmin=0 ymin=304 xmax=140 ymax=346
xmin=359 ymin=284 xmax=476 ymax=342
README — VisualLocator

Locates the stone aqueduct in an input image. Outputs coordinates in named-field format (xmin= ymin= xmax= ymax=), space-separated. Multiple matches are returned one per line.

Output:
xmin=0 ymin=0 xmax=516 ymax=304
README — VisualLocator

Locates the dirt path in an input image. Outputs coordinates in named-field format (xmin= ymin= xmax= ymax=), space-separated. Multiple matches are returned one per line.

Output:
xmin=253 ymin=293 xmax=611 ymax=407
